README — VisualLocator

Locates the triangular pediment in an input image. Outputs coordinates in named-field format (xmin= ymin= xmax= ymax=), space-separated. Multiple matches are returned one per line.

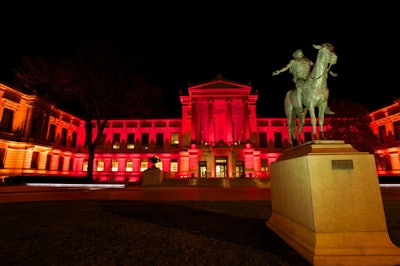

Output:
xmin=181 ymin=75 xmax=257 ymax=99
xmin=202 ymin=81 xmax=242 ymax=89
xmin=188 ymin=77 xmax=252 ymax=91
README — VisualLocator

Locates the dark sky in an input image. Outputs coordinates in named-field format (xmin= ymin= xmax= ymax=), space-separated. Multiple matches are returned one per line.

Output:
xmin=1 ymin=3 xmax=398 ymax=117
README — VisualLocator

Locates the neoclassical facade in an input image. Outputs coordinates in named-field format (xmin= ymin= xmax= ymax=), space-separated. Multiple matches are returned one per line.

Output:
xmin=368 ymin=99 xmax=400 ymax=173
xmin=0 ymin=77 xmax=399 ymax=182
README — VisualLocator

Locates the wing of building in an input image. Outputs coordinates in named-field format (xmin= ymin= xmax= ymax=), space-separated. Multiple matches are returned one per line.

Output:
xmin=0 ymin=77 xmax=399 ymax=182
xmin=368 ymin=100 xmax=400 ymax=174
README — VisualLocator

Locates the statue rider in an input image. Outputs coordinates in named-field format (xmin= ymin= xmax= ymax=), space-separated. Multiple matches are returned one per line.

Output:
xmin=272 ymin=49 xmax=334 ymax=114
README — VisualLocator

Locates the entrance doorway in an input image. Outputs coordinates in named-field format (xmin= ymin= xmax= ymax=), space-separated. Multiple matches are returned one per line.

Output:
xmin=215 ymin=156 xmax=227 ymax=178
xmin=235 ymin=161 xmax=244 ymax=178
xmin=199 ymin=161 xmax=207 ymax=178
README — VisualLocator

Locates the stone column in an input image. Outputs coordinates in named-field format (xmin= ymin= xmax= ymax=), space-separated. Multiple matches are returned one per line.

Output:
xmin=207 ymin=98 xmax=214 ymax=144
xmin=23 ymin=104 xmax=33 ymax=138
xmin=191 ymin=99 xmax=197 ymax=143
xmin=225 ymin=97 xmax=232 ymax=144
xmin=242 ymin=98 xmax=250 ymax=141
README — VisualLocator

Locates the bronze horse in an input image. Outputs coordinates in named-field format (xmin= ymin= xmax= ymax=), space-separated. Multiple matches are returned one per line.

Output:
xmin=284 ymin=43 xmax=337 ymax=146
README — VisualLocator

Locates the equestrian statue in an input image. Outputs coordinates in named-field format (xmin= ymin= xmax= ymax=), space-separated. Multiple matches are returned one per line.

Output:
xmin=273 ymin=43 xmax=338 ymax=146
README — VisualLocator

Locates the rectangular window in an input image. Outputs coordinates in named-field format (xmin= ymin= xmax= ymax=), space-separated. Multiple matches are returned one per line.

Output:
xmin=127 ymin=133 xmax=135 ymax=149
xmin=31 ymin=151 xmax=39 ymax=169
xmin=261 ymin=159 xmax=268 ymax=172
xmin=141 ymin=133 xmax=149 ymax=148
xmin=69 ymin=158 xmax=73 ymax=171
xmin=61 ymin=128 xmax=67 ymax=146
xmin=379 ymin=125 xmax=386 ymax=143
xmin=126 ymin=159 xmax=133 ymax=172
xmin=259 ymin=132 xmax=267 ymax=148
xmin=0 ymin=108 xmax=13 ymax=132
xmin=155 ymin=160 xmax=162 ymax=170
xmin=394 ymin=121 xmax=400 ymax=141
xmin=170 ymin=159 xmax=178 ymax=172
xmin=58 ymin=156 xmax=63 ymax=170
xmin=156 ymin=133 xmax=164 ymax=147
xmin=171 ymin=133 xmax=179 ymax=148
xmin=111 ymin=159 xmax=118 ymax=171
xmin=113 ymin=133 xmax=120 ymax=149
xmin=0 ymin=148 xmax=5 ymax=168
xmin=83 ymin=160 xmax=88 ymax=171
xmin=97 ymin=159 xmax=104 ymax=171
xmin=140 ymin=160 xmax=148 ymax=171
xmin=71 ymin=132 xmax=77 ymax=147
xmin=30 ymin=117 xmax=38 ymax=138
xmin=46 ymin=154 xmax=51 ymax=170
xmin=274 ymin=132 xmax=283 ymax=148
xmin=48 ymin=124 xmax=56 ymax=142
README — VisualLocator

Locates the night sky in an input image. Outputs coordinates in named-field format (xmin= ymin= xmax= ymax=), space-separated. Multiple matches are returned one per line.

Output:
xmin=1 ymin=3 xmax=398 ymax=117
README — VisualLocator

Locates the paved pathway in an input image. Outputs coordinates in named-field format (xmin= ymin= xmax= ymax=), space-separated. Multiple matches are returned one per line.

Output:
xmin=2 ymin=178 xmax=400 ymax=203
xmin=0 ymin=186 xmax=271 ymax=203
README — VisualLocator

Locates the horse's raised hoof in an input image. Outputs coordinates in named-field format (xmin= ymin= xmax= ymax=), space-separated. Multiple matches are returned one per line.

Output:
xmin=325 ymin=108 xmax=335 ymax=115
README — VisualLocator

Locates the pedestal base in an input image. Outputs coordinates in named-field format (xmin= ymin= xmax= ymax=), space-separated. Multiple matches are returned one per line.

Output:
xmin=142 ymin=167 xmax=164 ymax=186
xmin=266 ymin=140 xmax=400 ymax=265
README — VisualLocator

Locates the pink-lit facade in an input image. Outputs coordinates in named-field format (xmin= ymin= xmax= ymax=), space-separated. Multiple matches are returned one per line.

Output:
xmin=368 ymin=99 xmax=400 ymax=174
xmin=0 ymin=77 xmax=399 ymax=182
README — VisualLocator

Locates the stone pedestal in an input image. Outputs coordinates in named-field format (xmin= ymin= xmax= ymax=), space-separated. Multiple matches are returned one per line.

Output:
xmin=266 ymin=140 xmax=400 ymax=265
xmin=142 ymin=166 xmax=164 ymax=186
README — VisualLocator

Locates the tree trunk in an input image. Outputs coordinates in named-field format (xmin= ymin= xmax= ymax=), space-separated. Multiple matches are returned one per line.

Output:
xmin=86 ymin=147 xmax=95 ymax=181
xmin=84 ymin=115 xmax=108 ymax=182
xmin=85 ymin=118 xmax=95 ymax=182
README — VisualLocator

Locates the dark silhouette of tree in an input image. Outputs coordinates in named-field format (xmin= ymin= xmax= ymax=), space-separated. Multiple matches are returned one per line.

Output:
xmin=324 ymin=98 xmax=379 ymax=153
xmin=12 ymin=40 xmax=168 ymax=180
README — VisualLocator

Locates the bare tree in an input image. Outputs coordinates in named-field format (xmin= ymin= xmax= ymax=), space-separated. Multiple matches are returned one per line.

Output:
xmin=324 ymin=98 xmax=379 ymax=153
xmin=12 ymin=41 xmax=167 ymax=180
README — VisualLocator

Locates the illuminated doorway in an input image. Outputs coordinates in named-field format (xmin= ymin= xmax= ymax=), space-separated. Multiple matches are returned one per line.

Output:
xmin=215 ymin=156 xmax=227 ymax=178
xmin=199 ymin=161 xmax=207 ymax=178
xmin=235 ymin=161 xmax=244 ymax=178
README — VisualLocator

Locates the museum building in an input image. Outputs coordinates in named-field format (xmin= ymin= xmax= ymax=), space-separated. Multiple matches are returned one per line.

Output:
xmin=368 ymin=99 xmax=400 ymax=173
xmin=0 ymin=77 xmax=399 ymax=182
